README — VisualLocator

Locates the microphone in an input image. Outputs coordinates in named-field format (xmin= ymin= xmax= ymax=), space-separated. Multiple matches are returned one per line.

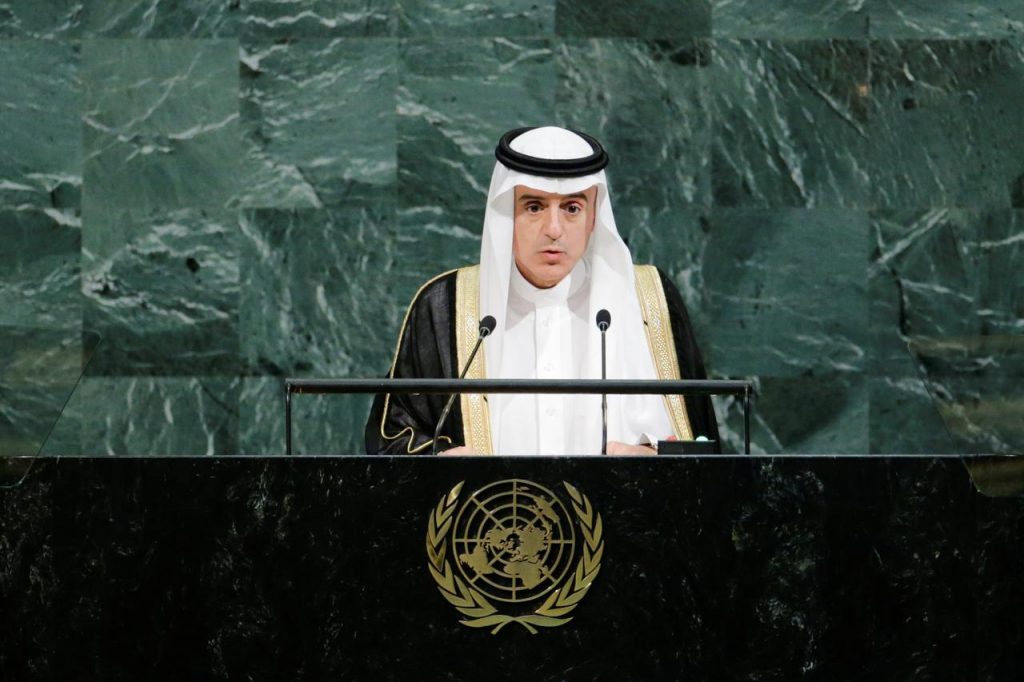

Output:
xmin=431 ymin=315 xmax=496 ymax=455
xmin=595 ymin=309 xmax=611 ymax=455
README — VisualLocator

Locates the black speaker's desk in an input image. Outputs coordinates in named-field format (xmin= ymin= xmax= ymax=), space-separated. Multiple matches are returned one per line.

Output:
xmin=1 ymin=455 xmax=1021 ymax=681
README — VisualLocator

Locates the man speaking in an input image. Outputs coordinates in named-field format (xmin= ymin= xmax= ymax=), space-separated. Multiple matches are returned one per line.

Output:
xmin=365 ymin=126 xmax=718 ymax=455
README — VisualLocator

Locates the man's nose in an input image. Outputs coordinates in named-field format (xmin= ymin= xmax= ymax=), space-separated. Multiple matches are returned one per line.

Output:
xmin=542 ymin=207 xmax=563 ymax=239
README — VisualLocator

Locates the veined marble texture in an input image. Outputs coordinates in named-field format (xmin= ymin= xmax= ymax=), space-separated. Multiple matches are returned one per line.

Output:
xmin=706 ymin=208 xmax=869 ymax=377
xmin=713 ymin=1 xmax=1024 ymax=39
xmin=236 ymin=37 xmax=397 ymax=209
xmin=2 ymin=2 xmax=1023 ymax=454
xmin=240 ymin=207 xmax=403 ymax=379
xmin=555 ymin=0 xmax=711 ymax=38
xmin=871 ymin=209 xmax=1024 ymax=453
xmin=711 ymin=40 xmax=871 ymax=207
xmin=701 ymin=208 xmax=870 ymax=454
xmin=713 ymin=0 xmax=869 ymax=39
xmin=0 ymin=327 xmax=84 ymax=456
xmin=398 ymin=38 xmax=556 ymax=211
xmin=400 ymin=0 xmax=554 ymax=36
xmin=716 ymin=374 xmax=869 ymax=454
xmin=239 ymin=376 xmax=372 ymax=454
xmin=869 ymin=39 xmax=1024 ymax=209
xmin=67 ymin=376 xmax=240 ymax=455
xmin=82 ymin=207 xmax=239 ymax=376
xmin=557 ymin=39 xmax=711 ymax=210
xmin=0 ymin=208 xmax=81 ymax=330
xmin=616 ymin=205 xmax=711 ymax=333
xmin=81 ymin=39 xmax=240 ymax=211
xmin=869 ymin=0 xmax=1024 ymax=38
xmin=0 ymin=0 xmax=81 ymax=39
xmin=79 ymin=0 xmax=241 ymax=38
xmin=0 ymin=40 xmax=81 ymax=208
xmin=241 ymin=0 xmax=397 ymax=38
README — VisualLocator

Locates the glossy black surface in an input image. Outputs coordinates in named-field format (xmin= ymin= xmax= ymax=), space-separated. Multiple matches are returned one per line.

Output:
xmin=1 ymin=456 xmax=1022 ymax=680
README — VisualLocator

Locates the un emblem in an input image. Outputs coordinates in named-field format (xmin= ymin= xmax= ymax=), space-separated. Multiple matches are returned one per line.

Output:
xmin=426 ymin=479 xmax=604 ymax=634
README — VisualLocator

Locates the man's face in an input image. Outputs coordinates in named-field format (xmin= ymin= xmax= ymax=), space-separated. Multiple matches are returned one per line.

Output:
xmin=512 ymin=184 xmax=598 ymax=289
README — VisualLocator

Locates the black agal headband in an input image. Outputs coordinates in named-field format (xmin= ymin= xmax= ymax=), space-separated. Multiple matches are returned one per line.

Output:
xmin=495 ymin=127 xmax=609 ymax=177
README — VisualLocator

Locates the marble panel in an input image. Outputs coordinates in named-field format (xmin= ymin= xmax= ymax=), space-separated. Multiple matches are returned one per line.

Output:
xmin=868 ymin=375 xmax=959 ymax=454
xmin=0 ymin=384 xmax=72 ymax=456
xmin=81 ymin=39 xmax=240 ymax=211
xmin=974 ymin=210 xmax=1024 ymax=337
xmin=705 ymin=208 xmax=869 ymax=378
xmin=0 ymin=0 xmax=81 ymax=38
xmin=393 ymin=204 xmax=482 ymax=297
xmin=712 ymin=1 xmax=1024 ymax=40
xmin=0 ymin=328 xmax=82 ymax=456
xmin=869 ymin=209 xmax=1021 ymax=362
xmin=0 ymin=207 xmax=81 ymax=330
xmin=242 ymin=0 xmax=397 ymax=37
xmin=235 ymin=38 xmax=397 ymax=209
xmin=711 ymin=0 xmax=868 ymax=39
xmin=869 ymin=209 xmax=974 ymax=373
xmin=869 ymin=39 xmax=1024 ymax=209
xmin=870 ymin=209 xmax=1024 ymax=453
xmin=239 ymin=376 xmax=373 ymax=455
xmin=869 ymin=0 xmax=1024 ymax=38
xmin=75 ymin=376 xmax=240 ymax=455
xmin=928 ymin=373 xmax=1024 ymax=454
xmin=397 ymin=38 xmax=556 ymax=211
xmin=0 ymin=329 xmax=100 ymax=457
xmin=616 ymin=205 xmax=713 ymax=350
xmin=0 ymin=328 xmax=83 ymax=391
xmin=80 ymin=0 xmax=241 ymax=38
xmin=0 ymin=40 xmax=81 ymax=208
xmin=82 ymin=208 xmax=239 ymax=375
xmin=556 ymin=39 xmax=711 ymax=211
xmin=715 ymin=374 xmax=868 ymax=454
xmin=555 ymin=0 xmax=710 ymax=38
xmin=711 ymin=39 xmax=871 ymax=208
xmin=398 ymin=0 xmax=553 ymax=36
xmin=240 ymin=207 xmax=407 ymax=379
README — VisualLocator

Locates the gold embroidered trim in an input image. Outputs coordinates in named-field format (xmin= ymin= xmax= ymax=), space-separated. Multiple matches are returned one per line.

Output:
xmin=455 ymin=265 xmax=493 ymax=454
xmin=634 ymin=265 xmax=694 ymax=441
xmin=379 ymin=269 xmax=457 ymax=454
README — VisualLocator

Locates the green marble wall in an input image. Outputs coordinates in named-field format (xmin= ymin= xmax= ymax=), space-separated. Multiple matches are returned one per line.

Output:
xmin=2 ymin=1 xmax=1022 ymax=455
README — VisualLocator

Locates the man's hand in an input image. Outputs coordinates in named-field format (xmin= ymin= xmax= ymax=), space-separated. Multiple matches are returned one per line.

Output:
xmin=605 ymin=440 xmax=657 ymax=456
xmin=440 ymin=445 xmax=474 ymax=455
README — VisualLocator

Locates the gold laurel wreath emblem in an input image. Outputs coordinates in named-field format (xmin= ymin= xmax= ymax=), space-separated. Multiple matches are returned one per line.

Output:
xmin=426 ymin=481 xmax=604 ymax=634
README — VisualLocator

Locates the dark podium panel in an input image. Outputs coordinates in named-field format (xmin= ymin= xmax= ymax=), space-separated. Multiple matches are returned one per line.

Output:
xmin=2 ymin=456 xmax=1023 ymax=681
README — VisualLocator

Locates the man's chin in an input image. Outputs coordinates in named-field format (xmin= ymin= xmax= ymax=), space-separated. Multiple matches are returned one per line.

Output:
xmin=538 ymin=266 xmax=571 ymax=288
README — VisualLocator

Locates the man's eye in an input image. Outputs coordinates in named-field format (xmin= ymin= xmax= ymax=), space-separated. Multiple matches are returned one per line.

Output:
xmin=526 ymin=204 xmax=542 ymax=213
xmin=565 ymin=204 xmax=581 ymax=215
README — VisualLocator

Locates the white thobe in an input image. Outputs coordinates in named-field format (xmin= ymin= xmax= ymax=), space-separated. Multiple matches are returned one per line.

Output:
xmin=493 ymin=261 xmax=597 ymax=454
xmin=491 ymin=260 xmax=675 ymax=455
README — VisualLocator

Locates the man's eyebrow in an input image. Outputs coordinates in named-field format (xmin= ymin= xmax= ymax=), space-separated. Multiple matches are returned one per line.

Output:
xmin=517 ymin=192 xmax=590 ymax=202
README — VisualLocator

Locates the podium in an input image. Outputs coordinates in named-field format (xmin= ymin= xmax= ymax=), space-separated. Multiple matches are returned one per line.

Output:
xmin=2 ymin=454 xmax=1022 ymax=680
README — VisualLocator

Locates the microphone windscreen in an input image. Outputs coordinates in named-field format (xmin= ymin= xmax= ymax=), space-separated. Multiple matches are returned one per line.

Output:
xmin=479 ymin=315 xmax=497 ymax=337
xmin=596 ymin=309 xmax=611 ymax=330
